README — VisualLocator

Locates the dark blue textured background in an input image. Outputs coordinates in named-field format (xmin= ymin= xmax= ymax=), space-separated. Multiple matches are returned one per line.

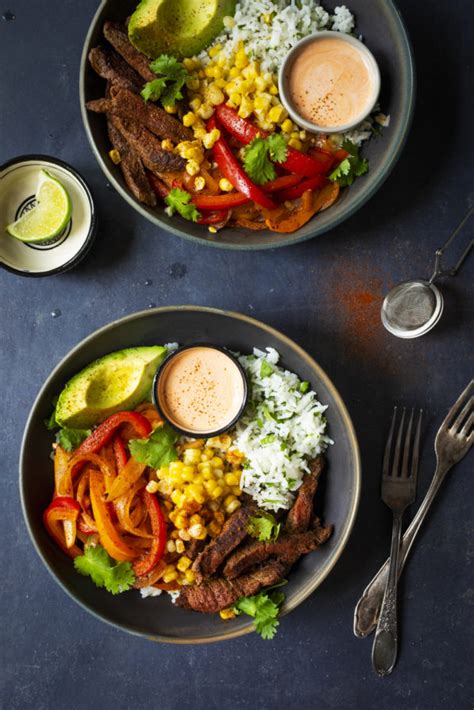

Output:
xmin=1 ymin=1 xmax=473 ymax=708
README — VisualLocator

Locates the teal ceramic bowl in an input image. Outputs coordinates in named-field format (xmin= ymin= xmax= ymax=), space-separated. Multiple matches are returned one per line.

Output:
xmin=20 ymin=307 xmax=360 ymax=643
xmin=80 ymin=0 xmax=414 ymax=250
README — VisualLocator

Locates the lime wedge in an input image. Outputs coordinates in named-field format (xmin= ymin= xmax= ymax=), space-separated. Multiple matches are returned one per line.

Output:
xmin=6 ymin=169 xmax=72 ymax=243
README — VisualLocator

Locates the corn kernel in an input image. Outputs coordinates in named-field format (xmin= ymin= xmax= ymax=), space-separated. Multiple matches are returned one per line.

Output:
xmin=178 ymin=529 xmax=191 ymax=541
xmin=204 ymin=479 xmax=217 ymax=494
xmin=189 ymin=514 xmax=203 ymax=526
xmin=254 ymin=95 xmax=271 ymax=112
xmin=163 ymin=569 xmax=178 ymax=583
xmin=226 ymin=498 xmax=241 ymax=514
xmin=208 ymin=226 xmax=217 ymax=234
xmin=219 ymin=178 xmax=234 ymax=192
xmin=281 ymin=119 xmax=294 ymax=134
xmin=224 ymin=472 xmax=239 ymax=486
xmin=288 ymin=138 xmax=303 ymax=150
xmin=243 ymin=62 xmax=258 ymax=80
xmin=229 ymin=66 xmax=240 ymax=78
xmin=267 ymin=105 xmax=285 ymax=123
xmin=170 ymin=530 xmax=180 ymax=539
xmin=220 ymin=608 xmax=236 ymax=620
xmin=226 ymin=450 xmax=244 ymax=465
xmin=177 ymin=555 xmax=192 ymax=572
xmin=209 ymin=45 xmax=222 ymax=58
xmin=269 ymin=84 xmax=279 ymax=95
xmin=188 ymin=484 xmax=206 ymax=504
xmin=186 ymin=77 xmax=200 ymax=91
xmin=183 ymin=112 xmax=197 ymax=127
xmin=238 ymin=96 xmax=253 ymax=118
xmin=161 ymin=139 xmax=174 ymax=151
xmin=186 ymin=159 xmax=201 ymax=176
xmin=198 ymin=103 xmax=214 ymax=120
xmin=202 ymin=128 xmax=221 ymax=149
xmin=183 ymin=448 xmax=201 ymax=464
xmin=189 ymin=97 xmax=202 ymax=113
xmin=183 ymin=57 xmax=200 ymax=71
xmin=235 ymin=50 xmax=248 ymax=68
xmin=175 ymin=539 xmax=185 ymax=554
xmin=146 ymin=480 xmax=159 ymax=493
xmin=211 ymin=485 xmax=224 ymax=500
xmin=109 ymin=148 xmax=121 ymax=164
xmin=163 ymin=564 xmax=176 ymax=576
xmin=175 ymin=512 xmax=188 ymax=530
xmin=189 ymin=523 xmax=207 ymax=540
xmin=164 ymin=104 xmax=178 ymax=114
xmin=166 ymin=540 xmax=176 ymax=553
xmin=207 ymin=520 xmax=222 ymax=537
xmin=157 ymin=480 xmax=172 ymax=497
xmin=232 ymin=487 xmax=242 ymax=496
xmin=184 ymin=569 xmax=196 ymax=584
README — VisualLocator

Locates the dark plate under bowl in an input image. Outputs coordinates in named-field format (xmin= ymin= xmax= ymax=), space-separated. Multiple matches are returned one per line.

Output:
xmin=20 ymin=306 xmax=360 ymax=643
xmin=79 ymin=0 xmax=415 ymax=250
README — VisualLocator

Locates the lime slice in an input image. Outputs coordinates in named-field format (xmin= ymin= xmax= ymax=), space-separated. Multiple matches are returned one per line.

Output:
xmin=6 ymin=169 xmax=72 ymax=243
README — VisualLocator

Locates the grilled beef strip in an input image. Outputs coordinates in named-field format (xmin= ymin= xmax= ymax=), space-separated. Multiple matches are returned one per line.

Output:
xmin=89 ymin=46 xmax=142 ymax=93
xmin=285 ymin=455 xmax=325 ymax=534
xmin=87 ymin=86 xmax=192 ymax=143
xmin=107 ymin=117 xmax=156 ymax=207
xmin=192 ymin=504 xmax=256 ymax=584
xmin=110 ymin=117 xmax=186 ymax=173
xmin=223 ymin=523 xmax=333 ymax=580
xmin=177 ymin=559 xmax=288 ymax=613
xmin=103 ymin=21 xmax=156 ymax=82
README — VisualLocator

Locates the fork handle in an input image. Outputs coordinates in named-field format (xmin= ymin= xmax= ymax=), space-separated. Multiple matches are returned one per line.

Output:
xmin=354 ymin=462 xmax=450 ymax=638
xmin=371 ymin=511 xmax=403 ymax=676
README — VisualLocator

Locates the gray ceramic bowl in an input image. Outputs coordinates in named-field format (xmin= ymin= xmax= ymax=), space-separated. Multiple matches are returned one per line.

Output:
xmin=79 ymin=0 xmax=415 ymax=250
xmin=20 ymin=306 xmax=360 ymax=643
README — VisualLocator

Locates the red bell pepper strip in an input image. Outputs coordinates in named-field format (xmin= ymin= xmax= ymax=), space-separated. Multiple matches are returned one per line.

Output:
xmin=215 ymin=104 xmax=329 ymax=178
xmin=277 ymin=175 xmax=328 ymax=202
xmin=208 ymin=116 xmax=277 ymax=209
xmin=113 ymin=435 xmax=129 ymax=472
xmin=193 ymin=192 xmax=248 ymax=210
xmin=76 ymin=412 xmax=152 ymax=456
xmin=333 ymin=148 xmax=350 ymax=162
xmin=147 ymin=172 xmax=170 ymax=199
xmin=263 ymin=174 xmax=301 ymax=193
xmin=44 ymin=497 xmax=82 ymax=558
xmin=197 ymin=210 xmax=230 ymax=225
xmin=133 ymin=491 xmax=167 ymax=577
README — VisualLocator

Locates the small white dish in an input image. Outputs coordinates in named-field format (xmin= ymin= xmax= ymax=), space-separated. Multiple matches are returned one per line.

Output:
xmin=279 ymin=31 xmax=381 ymax=134
xmin=0 ymin=155 xmax=97 ymax=276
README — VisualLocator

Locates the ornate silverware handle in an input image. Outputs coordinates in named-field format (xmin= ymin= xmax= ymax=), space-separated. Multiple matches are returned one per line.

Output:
xmin=354 ymin=461 xmax=450 ymax=638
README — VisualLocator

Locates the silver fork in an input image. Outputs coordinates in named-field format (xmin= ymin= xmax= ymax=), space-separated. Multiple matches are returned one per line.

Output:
xmin=371 ymin=408 xmax=422 ymax=676
xmin=355 ymin=381 xmax=474 ymax=639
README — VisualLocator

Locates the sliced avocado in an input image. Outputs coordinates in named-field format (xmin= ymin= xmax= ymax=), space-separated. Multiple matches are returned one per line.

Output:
xmin=128 ymin=0 xmax=236 ymax=59
xmin=55 ymin=346 xmax=167 ymax=429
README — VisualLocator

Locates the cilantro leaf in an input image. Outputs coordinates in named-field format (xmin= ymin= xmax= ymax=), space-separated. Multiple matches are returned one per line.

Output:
xmin=129 ymin=424 xmax=179 ymax=469
xmin=164 ymin=188 xmax=201 ymax=222
xmin=141 ymin=77 xmax=167 ymax=102
xmin=74 ymin=544 xmax=135 ymax=594
xmin=266 ymin=133 xmax=288 ymax=163
xmin=142 ymin=55 xmax=188 ymax=108
xmin=150 ymin=54 xmax=187 ymax=80
xmin=233 ymin=589 xmax=285 ymax=640
xmin=260 ymin=434 xmax=276 ymax=445
xmin=243 ymin=137 xmax=276 ymax=184
xmin=299 ymin=380 xmax=310 ymax=394
xmin=44 ymin=397 xmax=59 ymax=430
xmin=329 ymin=140 xmax=368 ymax=187
xmin=248 ymin=512 xmax=281 ymax=541
xmin=57 ymin=427 xmax=91 ymax=452
xmin=260 ymin=359 xmax=273 ymax=378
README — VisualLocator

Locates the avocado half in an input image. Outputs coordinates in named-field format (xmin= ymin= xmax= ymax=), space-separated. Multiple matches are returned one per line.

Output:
xmin=55 ymin=346 xmax=167 ymax=429
xmin=128 ymin=0 xmax=237 ymax=59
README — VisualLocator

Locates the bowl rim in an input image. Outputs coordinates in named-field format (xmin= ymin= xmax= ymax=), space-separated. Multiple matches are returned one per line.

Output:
xmin=0 ymin=154 xmax=97 ymax=277
xmin=79 ymin=0 xmax=416 ymax=251
xmin=19 ymin=305 xmax=361 ymax=644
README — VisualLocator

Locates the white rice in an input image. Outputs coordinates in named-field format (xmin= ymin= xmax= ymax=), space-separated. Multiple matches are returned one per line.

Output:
xmin=233 ymin=348 xmax=332 ymax=512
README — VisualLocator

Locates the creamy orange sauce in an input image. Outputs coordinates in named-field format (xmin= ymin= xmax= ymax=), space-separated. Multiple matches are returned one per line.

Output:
xmin=288 ymin=37 xmax=375 ymax=128
xmin=156 ymin=347 xmax=245 ymax=434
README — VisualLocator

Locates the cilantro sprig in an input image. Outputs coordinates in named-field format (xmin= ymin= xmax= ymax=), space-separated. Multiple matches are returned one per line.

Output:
xmin=141 ymin=54 xmax=188 ymax=107
xmin=129 ymin=423 xmax=179 ymax=469
xmin=74 ymin=544 xmax=135 ymax=595
xmin=164 ymin=188 xmax=201 ymax=222
xmin=248 ymin=512 xmax=281 ymax=542
xmin=233 ymin=589 xmax=285 ymax=640
xmin=57 ymin=427 xmax=91 ymax=452
xmin=243 ymin=134 xmax=288 ymax=185
xmin=329 ymin=140 xmax=368 ymax=187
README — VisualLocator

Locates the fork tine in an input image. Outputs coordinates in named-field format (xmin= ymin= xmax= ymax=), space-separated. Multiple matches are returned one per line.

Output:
xmin=460 ymin=412 xmax=473 ymax=438
xmin=411 ymin=409 xmax=423 ymax=480
xmin=383 ymin=407 xmax=397 ymax=477
xmin=450 ymin=396 xmax=473 ymax=433
xmin=401 ymin=408 xmax=414 ymax=478
xmin=443 ymin=380 xmax=473 ymax=430
xmin=391 ymin=408 xmax=406 ymax=477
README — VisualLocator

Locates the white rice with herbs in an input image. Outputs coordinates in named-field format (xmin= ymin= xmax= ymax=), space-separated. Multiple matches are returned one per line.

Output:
xmin=233 ymin=347 xmax=332 ymax=511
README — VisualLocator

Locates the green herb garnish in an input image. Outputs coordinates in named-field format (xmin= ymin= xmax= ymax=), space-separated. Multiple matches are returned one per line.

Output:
xmin=129 ymin=424 xmax=179 ymax=469
xmin=57 ymin=428 xmax=91 ymax=452
xmin=260 ymin=360 xmax=273 ymax=378
xmin=329 ymin=140 xmax=368 ymax=187
xmin=164 ymin=188 xmax=201 ymax=222
xmin=74 ymin=544 xmax=135 ymax=595
xmin=141 ymin=54 xmax=188 ymax=107
xmin=233 ymin=589 xmax=285 ymax=640
xmin=248 ymin=512 xmax=281 ymax=542
xmin=243 ymin=134 xmax=288 ymax=184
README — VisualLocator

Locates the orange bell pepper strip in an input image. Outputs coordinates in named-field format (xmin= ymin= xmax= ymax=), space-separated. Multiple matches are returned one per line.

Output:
xmin=115 ymin=478 xmax=153 ymax=538
xmin=54 ymin=446 xmax=76 ymax=544
xmin=264 ymin=190 xmax=324 ymax=233
xmin=89 ymin=469 xmax=138 ymax=561
xmin=44 ymin=497 xmax=82 ymax=558
xmin=106 ymin=456 xmax=148 ymax=501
